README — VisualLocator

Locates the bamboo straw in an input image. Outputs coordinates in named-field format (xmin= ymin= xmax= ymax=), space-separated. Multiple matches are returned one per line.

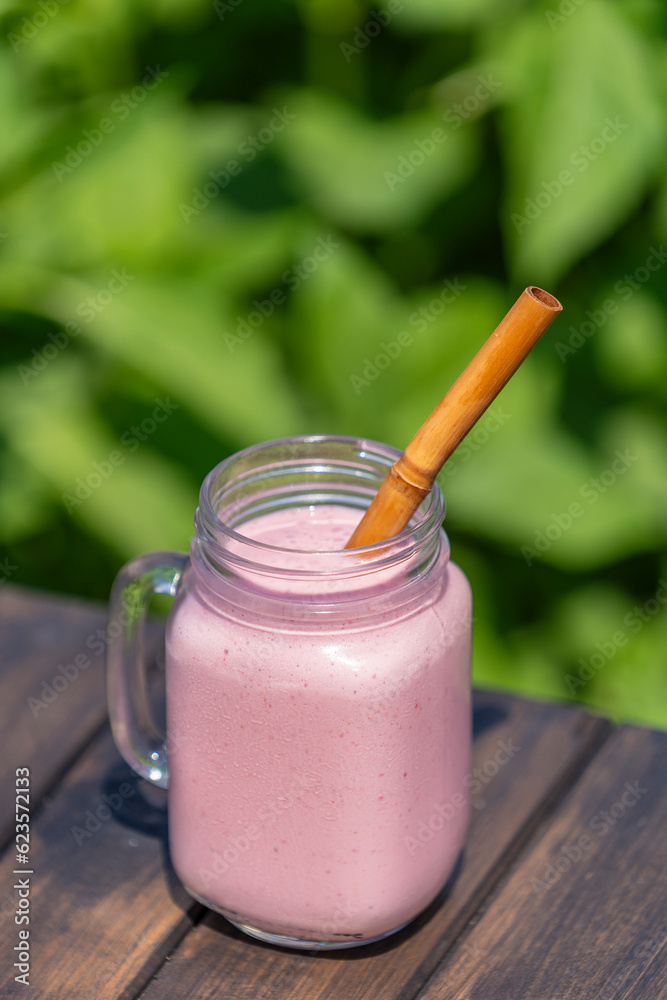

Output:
xmin=345 ymin=286 xmax=562 ymax=549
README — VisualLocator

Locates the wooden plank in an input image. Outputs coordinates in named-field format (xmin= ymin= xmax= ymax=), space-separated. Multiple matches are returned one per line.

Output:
xmin=0 ymin=585 xmax=163 ymax=849
xmin=135 ymin=694 xmax=611 ymax=1000
xmin=419 ymin=726 xmax=667 ymax=1000
xmin=1 ymin=724 xmax=200 ymax=1000
xmin=0 ymin=585 xmax=108 ymax=846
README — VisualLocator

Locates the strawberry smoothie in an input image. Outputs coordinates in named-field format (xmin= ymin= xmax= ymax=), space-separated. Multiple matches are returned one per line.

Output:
xmin=165 ymin=502 xmax=472 ymax=947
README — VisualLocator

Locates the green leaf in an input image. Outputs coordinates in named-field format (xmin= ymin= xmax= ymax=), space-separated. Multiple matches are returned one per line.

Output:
xmin=381 ymin=279 xmax=506 ymax=447
xmin=441 ymin=359 xmax=666 ymax=570
xmin=288 ymin=235 xmax=408 ymax=434
xmin=0 ymin=445 xmax=53 ymax=543
xmin=0 ymin=361 xmax=197 ymax=557
xmin=498 ymin=1 xmax=666 ymax=282
xmin=287 ymin=240 xmax=505 ymax=443
xmin=0 ymin=51 xmax=54 ymax=179
xmin=275 ymin=88 xmax=476 ymax=232
xmin=399 ymin=0 xmax=525 ymax=30
xmin=38 ymin=273 xmax=306 ymax=445
xmin=598 ymin=407 xmax=667 ymax=531
xmin=0 ymin=94 xmax=256 ymax=274
xmin=594 ymin=293 xmax=667 ymax=391
xmin=591 ymin=606 xmax=667 ymax=729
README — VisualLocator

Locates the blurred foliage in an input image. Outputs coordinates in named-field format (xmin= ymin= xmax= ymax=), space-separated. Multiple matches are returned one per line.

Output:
xmin=0 ymin=0 xmax=666 ymax=729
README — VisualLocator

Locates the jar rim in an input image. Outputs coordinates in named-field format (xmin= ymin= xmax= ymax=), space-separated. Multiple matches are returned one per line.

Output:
xmin=195 ymin=434 xmax=447 ymax=578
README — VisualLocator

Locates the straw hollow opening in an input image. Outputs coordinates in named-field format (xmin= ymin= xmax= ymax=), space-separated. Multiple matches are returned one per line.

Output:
xmin=527 ymin=286 xmax=562 ymax=311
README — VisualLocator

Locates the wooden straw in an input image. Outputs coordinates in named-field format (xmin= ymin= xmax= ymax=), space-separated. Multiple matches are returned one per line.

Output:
xmin=345 ymin=286 xmax=562 ymax=549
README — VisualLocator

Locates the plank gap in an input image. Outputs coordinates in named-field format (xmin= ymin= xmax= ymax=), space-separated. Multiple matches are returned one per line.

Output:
xmin=118 ymin=900 xmax=208 ymax=1000
xmin=403 ymin=714 xmax=614 ymax=1000
xmin=0 ymin=709 xmax=109 ymax=854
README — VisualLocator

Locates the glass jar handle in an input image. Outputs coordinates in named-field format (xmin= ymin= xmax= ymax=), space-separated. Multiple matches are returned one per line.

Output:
xmin=106 ymin=551 xmax=188 ymax=789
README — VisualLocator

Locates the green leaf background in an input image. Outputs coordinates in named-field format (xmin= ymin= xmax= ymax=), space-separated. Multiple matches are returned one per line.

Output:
xmin=1 ymin=0 xmax=666 ymax=728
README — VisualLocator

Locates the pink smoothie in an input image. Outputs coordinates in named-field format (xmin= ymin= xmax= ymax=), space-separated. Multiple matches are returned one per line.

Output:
xmin=165 ymin=504 xmax=471 ymax=944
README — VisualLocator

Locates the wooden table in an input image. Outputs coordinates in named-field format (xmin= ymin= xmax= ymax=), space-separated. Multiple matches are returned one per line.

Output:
xmin=1 ymin=584 xmax=665 ymax=999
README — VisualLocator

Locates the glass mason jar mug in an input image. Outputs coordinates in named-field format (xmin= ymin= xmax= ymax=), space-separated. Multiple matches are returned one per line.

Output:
xmin=107 ymin=435 xmax=472 ymax=950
